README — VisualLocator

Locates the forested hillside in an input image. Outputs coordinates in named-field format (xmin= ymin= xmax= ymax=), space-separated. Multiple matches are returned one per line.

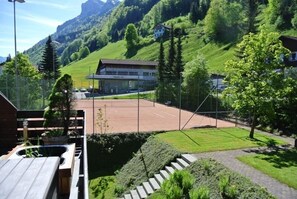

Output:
xmin=26 ymin=0 xmax=297 ymax=82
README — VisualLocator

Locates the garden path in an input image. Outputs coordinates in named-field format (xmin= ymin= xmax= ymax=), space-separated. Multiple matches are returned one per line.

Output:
xmin=192 ymin=145 xmax=297 ymax=199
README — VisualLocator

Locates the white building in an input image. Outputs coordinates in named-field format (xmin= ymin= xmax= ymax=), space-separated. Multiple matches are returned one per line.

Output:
xmin=154 ymin=24 xmax=170 ymax=40
xmin=88 ymin=59 xmax=158 ymax=94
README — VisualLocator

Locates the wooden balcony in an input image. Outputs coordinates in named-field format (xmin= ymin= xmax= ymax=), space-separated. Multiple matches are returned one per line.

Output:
xmin=0 ymin=109 xmax=89 ymax=199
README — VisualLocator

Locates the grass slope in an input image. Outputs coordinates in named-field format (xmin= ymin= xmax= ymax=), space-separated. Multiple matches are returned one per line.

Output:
xmin=237 ymin=149 xmax=297 ymax=189
xmin=156 ymin=127 xmax=286 ymax=153
xmin=61 ymin=25 xmax=235 ymax=88
xmin=115 ymin=136 xmax=181 ymax=196
xmin=61 ymin=41 xmax=126 ymax=88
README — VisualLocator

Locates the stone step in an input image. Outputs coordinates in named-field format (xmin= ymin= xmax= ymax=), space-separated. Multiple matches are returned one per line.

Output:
xmin=130 ymin=189 xmax=140 ymax=199
xmin=136 ymin=186 xmax=147 ymax=198
xmin=149 ymin=178 xmax=160 ymax=190
xmin=181 ymin=154 xmax=197 ymax=164
xmin=143 ymin=181 xmax=154 ymax=195
xmin=154 ymin=173 xmax=164 ymax=185
xmin=176 ymin=158 xmax=189 ymax=168
xmin=124 ymin=194 xmax=132 ymax=199
xmin=171 ymin=162 xmax=183 ymax=170
xmin=160 ymin=169 xmax=170 ymax=180
xmin=165 ymin=166 xmax=175 ymax=174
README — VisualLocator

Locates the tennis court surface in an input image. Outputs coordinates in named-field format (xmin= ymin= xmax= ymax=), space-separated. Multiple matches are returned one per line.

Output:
xmin=75 ymin=99 xmax=235 ymax=134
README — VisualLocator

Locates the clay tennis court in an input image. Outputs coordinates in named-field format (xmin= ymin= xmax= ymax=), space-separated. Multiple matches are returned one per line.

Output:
xmin=75 ymin=99 xmax=235 ymax=134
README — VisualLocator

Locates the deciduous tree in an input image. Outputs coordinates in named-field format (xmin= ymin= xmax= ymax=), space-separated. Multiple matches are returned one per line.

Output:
xmin=124 ymin=23 xmax=139 ymax=55
xmin=224 ymin=30 xmax=289 ymax=138
xmin=0 ymin=53 xmax=41 ymax=109
xmin=182 ymin=55 xmax=210 ymax=111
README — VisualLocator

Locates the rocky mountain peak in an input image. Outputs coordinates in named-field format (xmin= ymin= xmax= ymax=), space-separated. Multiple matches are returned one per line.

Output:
xmin=80 ymin=0 xmax=120 ymax=18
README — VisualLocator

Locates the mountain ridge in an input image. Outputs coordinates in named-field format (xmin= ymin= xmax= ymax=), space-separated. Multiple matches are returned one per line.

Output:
xmin=25 ymin=0 xmax=120 ymax=66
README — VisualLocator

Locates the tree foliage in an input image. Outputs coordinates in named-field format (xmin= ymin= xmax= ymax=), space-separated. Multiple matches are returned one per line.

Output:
xmin=166 ymin=25 xmax=175 ymax=78
xmin=204 ymin=0 xmax=246 ymax=42
xmin=224 ymin=30 xmax=289 ymax=138
xmin=79 ymin=46 xmax=90 ymax=60
xmin=39 ymin=36 xmax=60 ymax=79
xmin=124 ymin=23 xmax=139 ymax=56
xmin=174 ymin=33 xmax=183 ymax=79
xmin=0 ymin=53 xmax=41 ymax=109
xmin=265 ymin=0 xmax=297 ymax=30
xmin=43 ymin=74 xmax=74 ymax=136
xmin=157 ymin=40 xmax=166 ymax=82
xmin=182 ymin=55 xmax=211 ymax=111
xmin=189 ymin=0 xmax=211 ymax=24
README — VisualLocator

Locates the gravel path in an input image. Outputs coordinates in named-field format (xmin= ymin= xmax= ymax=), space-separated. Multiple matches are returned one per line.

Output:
xmin=192 ymin=146 xmax=297 ymax=199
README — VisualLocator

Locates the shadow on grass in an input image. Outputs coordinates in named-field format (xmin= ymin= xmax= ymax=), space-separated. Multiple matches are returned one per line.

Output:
xmin=216 ymin=128 xmax=248 ymax=141
xmin=249 ymin=137 xmax=278 ymax=147
xmin=180 ymin=130 xmax=201 ymax=147
xmin=89 ymin=165 xmax=122 ymax=180
xmin=249 ymin=148 xmax=297 ymax=169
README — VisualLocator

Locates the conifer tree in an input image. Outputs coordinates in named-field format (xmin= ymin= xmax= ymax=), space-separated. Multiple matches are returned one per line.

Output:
xmin=175 ymin=32 xmax=183 ymax=79
xmin=40 ymin=36 xmax=60 ymax=79
xmin=166 ymin=24 xmax=175 ymax=78
xmin=189 ymin=1 xmax=199 ymax=24
xmin=6 ymin=54 xmax=11 ymax=62
xmin=157 ymin=39 xmax=165 ymax=82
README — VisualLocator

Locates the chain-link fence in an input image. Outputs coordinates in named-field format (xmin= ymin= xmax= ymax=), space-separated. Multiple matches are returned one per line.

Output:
xmin=0 ymin=74 xmax=55 ymax=110
xmin=153 ymin=76 xmax=236 ymax=128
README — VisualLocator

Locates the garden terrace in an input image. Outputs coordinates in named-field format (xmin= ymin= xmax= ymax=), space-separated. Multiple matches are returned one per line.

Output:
xmin=0 ymin=109 xmax=89 ymax=199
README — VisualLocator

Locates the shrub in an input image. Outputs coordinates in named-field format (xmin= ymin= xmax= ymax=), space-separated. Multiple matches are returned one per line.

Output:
xmin=115 ymin=136 xmax=181 ymax=193
xmin=190 ymin=186 xmax=210 ymax=199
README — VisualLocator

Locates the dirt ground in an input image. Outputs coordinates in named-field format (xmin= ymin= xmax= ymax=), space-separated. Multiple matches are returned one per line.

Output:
xmin=75 ymin=99 xmax=235 ymax=134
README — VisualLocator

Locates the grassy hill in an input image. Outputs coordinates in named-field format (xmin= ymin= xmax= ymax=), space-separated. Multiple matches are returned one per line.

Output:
xmin=61 ymin=22 xmax=235 ymax=88
xmin=61 ymin=41 xmax=126 ymax=88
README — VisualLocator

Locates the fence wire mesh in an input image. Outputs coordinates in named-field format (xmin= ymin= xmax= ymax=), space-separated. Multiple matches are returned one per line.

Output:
xmin=0 ymin=74 xmax=55 ymax=110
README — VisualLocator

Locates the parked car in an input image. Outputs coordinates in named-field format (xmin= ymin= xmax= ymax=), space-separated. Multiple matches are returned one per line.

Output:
xmin=79 ymin=88 xmax=87 ymax=92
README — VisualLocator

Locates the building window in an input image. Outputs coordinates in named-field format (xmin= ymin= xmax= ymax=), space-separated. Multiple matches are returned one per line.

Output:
xmin=129 ymin=72 xmax=138 ymax=76
xmin=143 ymin=72 xmax=149 ymax=76
xmin=106 ymin=71 xmax=116 ymax=75
xmin=118 ymin=71 xmax=128 ymax=75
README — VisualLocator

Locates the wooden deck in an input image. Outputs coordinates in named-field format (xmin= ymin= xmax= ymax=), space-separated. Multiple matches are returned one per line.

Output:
xmin=0 ymin=157 xmax=60 ymax=199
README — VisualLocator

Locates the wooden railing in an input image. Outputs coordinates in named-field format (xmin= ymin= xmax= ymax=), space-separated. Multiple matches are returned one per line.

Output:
xmin=17 ymin=110 xmax=85 ymax=141
xmin=16 ymin=110 xmax=89 ymax=199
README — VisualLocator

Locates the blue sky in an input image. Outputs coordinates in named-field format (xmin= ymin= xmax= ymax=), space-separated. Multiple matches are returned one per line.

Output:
xmin=0 ymin=0 xmax=91 ymax=57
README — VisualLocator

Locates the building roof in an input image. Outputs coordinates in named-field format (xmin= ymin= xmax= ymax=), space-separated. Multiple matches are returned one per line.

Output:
xmin=100 ymin=59 xmax=158 ymax=67
xmin=279 ymin=35 xmax=297 ymax=51
xmin=154 ymin=24 xmax=171 ymax=30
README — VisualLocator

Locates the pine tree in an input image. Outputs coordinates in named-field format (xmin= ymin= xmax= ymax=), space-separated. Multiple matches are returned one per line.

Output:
xmin=157 ymin=39 xmax=166 ymax=82
xmin=166 ymin=24 xmax=175 ymax=78
xmin=6 ymin=54 xmax=11 ymax=62
xmin=246 ymin=0 xmax=258 ymax=33
xmin=189 ymin=1 xmax=199 ymax=24
xmin=175 ymin=33 xmax=183 ymax=79
xmin=40 ymin=36 xmax=60 ymax=79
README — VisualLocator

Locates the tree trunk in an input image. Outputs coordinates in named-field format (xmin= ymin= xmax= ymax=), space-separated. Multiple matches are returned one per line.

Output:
xmin=249 ymin=114 xmax=256 ymax=139
xmin=295 ymin=139 xmax=297 ymax=148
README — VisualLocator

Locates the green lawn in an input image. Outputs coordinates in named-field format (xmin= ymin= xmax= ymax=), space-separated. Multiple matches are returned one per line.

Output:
xmin=89 ymin=176 xmax=115 ymax=199
xmin=155 ymin=127 xmax=286 ymax=153
xmin=237 ymin=149 xmax=297 ymax=189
